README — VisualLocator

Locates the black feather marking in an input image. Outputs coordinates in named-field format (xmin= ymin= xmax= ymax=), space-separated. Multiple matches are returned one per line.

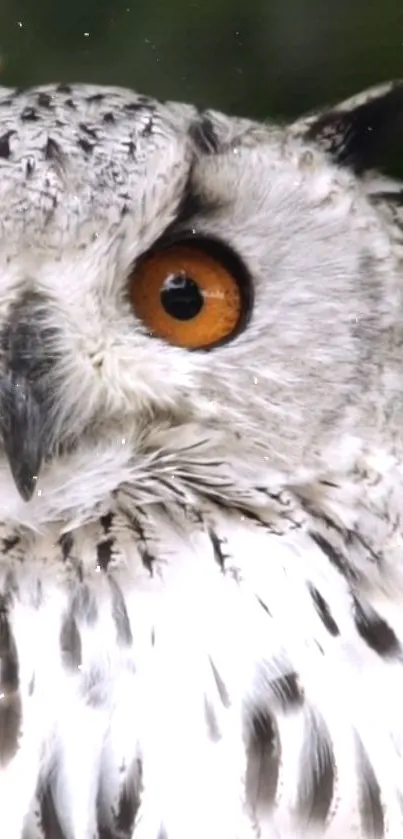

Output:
xmin=256 ymin=595 xmax=272 ymax=616
xmin=356 ymin=736 xmax=385 ymax=838
xmin=115 ymin=784 xmax=140 ymax=834
xmin=0 ymin=695 xmax=21 ymax=768
xmin=37 ymin=92 xmax=53 ymax=108
xmin=270 ymin=672 xmax=304 ymax=710
xmin=97 ymin=539 xmax=113 ymax=571
xmin=189 ymin=115 xmax=220 ymax=154
xmin=59 ymin=612 xmax=82 ymax=669
xmin=97 ymin=513 xmax=116 ymax=569
xmin=246 ymin=707 xmax=279 ymax=811
xmin=0 ymin=598 xmax=21 ymax=766
xmin=209 ymin=657 xmax=231 ymax=708
xmin=20 ymin=106 xmax=39 ymax=121
xmin=100 ymin=512 xmax=114 ymax=534
xmin=39 ymin=785 xmax=66 ymax=839
xmin=296 ymin=711 xmax=335 ymax=825
xmin=79 ymin=122 xmax=98 ymax=140
xmin=308 ymin=584 xmax=340 ymax=636
xmin=108 ymin=577 xmax=133 ymax=646
xmin=306 ymin=82 xmax=403 ymax=174
xmin=352 ymin=597 xmax=399 ymax=657
xmin=25 ymin=157 xmax=35 ymax=177
xmin=44 ymin=137 xmax=64 ymax=163
xmin=2 ymin=535 xmax=19 ymax=554
xmin=204 ymin=696 xmax=221 ymax=741
xmin=100 ymin=758 xmax=143 ymax=836
xmin=124 ymin=101 xmax=151 ymax=113
xmin=59 ymin=532 xmax=73 ymax=562
xmin=372 ymin=189 xmax=403 ymax=206
xmin=208 ymin=528 xmax=228 ymax=569
xmin=125 ymin=511 xmax=156 ymax=574
xmin=77 ymin=137 xmax=93 ymax=154
xmin=310 ymin=530 xmax=354 ymax=579
xmin=86 ymin=92 xmax=105 ymax=103
xmin=0 ymin=130 xmax=15 ymax=160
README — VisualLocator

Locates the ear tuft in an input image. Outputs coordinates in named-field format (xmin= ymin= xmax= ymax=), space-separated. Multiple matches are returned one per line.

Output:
xmin=297 ymin=81 xmax=403 ymax=174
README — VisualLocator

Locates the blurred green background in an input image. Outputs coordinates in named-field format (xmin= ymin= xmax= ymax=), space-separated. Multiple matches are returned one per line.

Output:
xmin=0 ymin=0 xmax=402 ymax=120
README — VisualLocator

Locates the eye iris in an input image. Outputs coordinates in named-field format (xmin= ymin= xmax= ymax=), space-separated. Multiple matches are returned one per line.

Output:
xmin=160 ymin=273 xmax=204 ymax=321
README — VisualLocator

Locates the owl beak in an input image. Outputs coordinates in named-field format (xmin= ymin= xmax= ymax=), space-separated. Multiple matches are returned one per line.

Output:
xmin=0 ymin=372 xmax=45 ymax=501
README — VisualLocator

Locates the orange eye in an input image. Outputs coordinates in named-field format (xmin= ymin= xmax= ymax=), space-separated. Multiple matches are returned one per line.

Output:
xmin=130 ymin=241 xmax=246 ymax=349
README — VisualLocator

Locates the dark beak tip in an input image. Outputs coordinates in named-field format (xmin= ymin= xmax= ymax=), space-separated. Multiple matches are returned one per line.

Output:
xmin=17 ymin=476 xmax=38 ymax=503
xmin=10 ymin=466 xmax=39 ymax=502
xmin=0 ymin=373 xmax=45 ymax=502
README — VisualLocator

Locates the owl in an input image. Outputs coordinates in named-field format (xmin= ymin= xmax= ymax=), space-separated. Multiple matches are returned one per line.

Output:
xmin=1 ymin=77 xmax=403 ymax=839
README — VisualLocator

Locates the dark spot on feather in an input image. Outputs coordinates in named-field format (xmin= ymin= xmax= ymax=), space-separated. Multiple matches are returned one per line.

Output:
xmin=0 ymin=697 xmax=21 ymax=767
xmin=65 ymin=98 xmax=77 ymax=109
xmin=353 ymin=597 xmax=399 ymax=656
xmin=127 ymin=512 xmax=155 ymax=574
xmin=100 ymin=757 xmax=142 ymax=836
xmin=310 ymin=531 xmax=352 ymax=578
xmin=2 ymin=535 xmax=19 ymax=553
xmin=86 ymin=92 xmax=105 ymax=103
xmin=209 ymin=657 xmax=230 ymax=708
xmin=77 ymin=137 xmax=93 ymax=155
xmin=204 ymin=696 xmax=221 ymax=741
xmin=124 ymin=140 xmax=136 ymax=156
xmin=0 ymin=600 xmax=18 ymax=694
xmin=44 ymin=137 xmax=63 ymax=163
xmin=40 ymin=785 xmax=66 ymax=838
xmin=208 ymin=528 xmax=228 ymax=569
xmin=0 ymin=131 xmax=15 ymax=160
xmin=103 ymin=111 xmax=115 ymax=124
xmin=115 ymin=785 xmax=138 ymax=834
xmin=97 ymin=539 xmax=113 ymax=571
xmin=0 ymin=601 xmax=21 ymax=766
xmin=20 ymin=106 xmax=39 ymax=121
xmin=296 ymin=712 xmax=335 ymax=824
xmin=25 ymin=157 xmax=35 ymax=177
xmin=356 ymin=736 xmax=384 ymax=838
xmin=37 ymin=92 xmax=53 ymax=108
xmin=309 ymin=585 xmax=340 ymax=636
xmin=60 ymin=612 xmax=82 ymax=669
xmin=271 ymin=672 xmax=304 ymax=709
xmin=124 ymin=102 xmax=151 ymax=113
xmin=246 ymin=706 xmax=279 ymax=810
xmin=109 ymin=578 xmax=133 ymax=646
xmin=100 ymin=512 xmax=113 ymax=535
xmin=79 ymin=122 xmax=98 ymax=140
xmin=56 ymin=83 xmax=72 ymax=94
xmin=59 ymin=532 xmax=73 ymax=562
xmin=190 ymin=115 xmax=220 ymax=154
xmin=256 ymin=595 xmax=271 ymax=616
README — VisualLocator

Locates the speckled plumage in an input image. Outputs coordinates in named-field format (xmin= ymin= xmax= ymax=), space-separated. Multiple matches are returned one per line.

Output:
xmin=1 ymin=79 xmax=403 ymax=838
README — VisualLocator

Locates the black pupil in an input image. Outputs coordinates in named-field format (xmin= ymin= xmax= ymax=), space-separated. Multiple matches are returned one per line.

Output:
xmin=160 ymin=273 xmax=204 ymax=321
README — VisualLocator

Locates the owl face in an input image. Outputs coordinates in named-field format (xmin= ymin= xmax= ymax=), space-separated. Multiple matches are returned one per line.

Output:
xmin=0 ymin=81 xmax=400 ymax=529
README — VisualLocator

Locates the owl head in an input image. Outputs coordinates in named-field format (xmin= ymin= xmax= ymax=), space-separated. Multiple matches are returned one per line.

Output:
xmin=0 ymin=80 xmax=401 ymax=530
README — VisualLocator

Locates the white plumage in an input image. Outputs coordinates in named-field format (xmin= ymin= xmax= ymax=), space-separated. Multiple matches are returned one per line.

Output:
xmin=0 ymin=79 xmax=403 ymax=838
